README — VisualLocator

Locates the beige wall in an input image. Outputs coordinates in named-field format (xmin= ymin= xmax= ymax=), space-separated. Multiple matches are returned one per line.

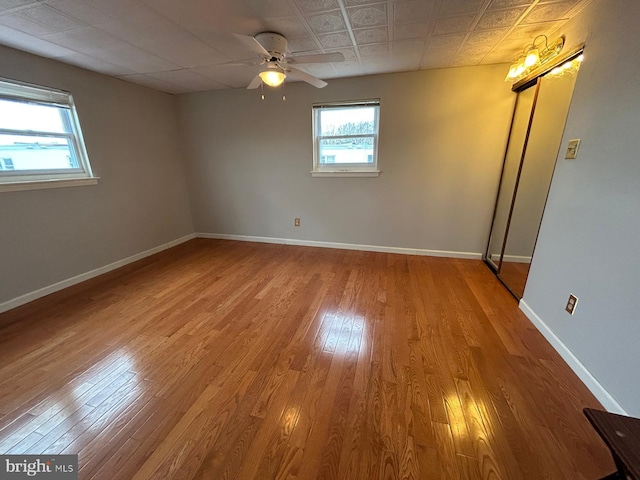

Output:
xmin=177 ymin=65 xmax=515 ymax=255
xmin=0 ymin=45 xmax=194 ymax=306
xmin=524 ymin=0 xmax=640 ymax=415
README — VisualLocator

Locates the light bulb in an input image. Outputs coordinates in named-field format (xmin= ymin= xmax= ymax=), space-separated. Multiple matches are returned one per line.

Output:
xmin=506 ymin=63 xmax=519 ymax=79
xmin=525 ymin=48 xmax=540 ymax=67
xmin=259 ymin=70 xmax=286 ymax=87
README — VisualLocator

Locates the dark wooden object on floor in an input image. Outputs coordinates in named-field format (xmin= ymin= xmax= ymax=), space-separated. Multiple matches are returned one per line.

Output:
xmin=584 ymin=407 xmax=640 ymax=480
xmin=0 ymin=239 xmax=616 ymax=479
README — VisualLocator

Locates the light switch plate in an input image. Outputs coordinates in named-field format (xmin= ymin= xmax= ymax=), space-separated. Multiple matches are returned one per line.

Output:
xmin=566 ymin=139 xmax=581 ymax=159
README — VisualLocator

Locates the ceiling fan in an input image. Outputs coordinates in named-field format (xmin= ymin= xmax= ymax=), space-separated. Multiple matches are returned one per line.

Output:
xmin=228 ymin=32 xmax=345 ymax=89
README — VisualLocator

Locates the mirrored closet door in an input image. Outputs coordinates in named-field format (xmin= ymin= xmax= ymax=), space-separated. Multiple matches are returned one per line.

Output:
xmin=485 ymin=49 xmax=584 ymax=299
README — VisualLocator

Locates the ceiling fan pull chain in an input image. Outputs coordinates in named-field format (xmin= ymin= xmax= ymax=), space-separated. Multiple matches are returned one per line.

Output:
xmin=282 ymin=82 xmax=286 ymax=102
xmin=261 ymin=82 xmax=265 ymax=100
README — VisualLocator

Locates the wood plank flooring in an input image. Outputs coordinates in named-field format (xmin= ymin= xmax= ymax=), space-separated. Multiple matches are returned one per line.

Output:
xmin=0 ymin=239 xmax=614 ymax=479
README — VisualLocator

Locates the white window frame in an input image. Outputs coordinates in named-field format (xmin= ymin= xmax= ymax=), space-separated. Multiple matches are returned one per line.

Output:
xmin=312 ymin=99 xmax=380 ymax=178
xmin=0 ymin=77 xmax=98 ymax=192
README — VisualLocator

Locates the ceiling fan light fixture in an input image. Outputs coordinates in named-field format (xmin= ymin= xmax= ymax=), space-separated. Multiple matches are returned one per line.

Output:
xmin=259 ymin=69 xmax=286 ymax=87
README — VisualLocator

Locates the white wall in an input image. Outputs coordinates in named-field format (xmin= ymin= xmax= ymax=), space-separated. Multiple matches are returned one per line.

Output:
xmin=523 ymin=0 xmax=640 ymax=415
xmin=176 ymin=65 xmax=514 ymax=256
xmin=0 ymin=45 xmax=194 ymax=306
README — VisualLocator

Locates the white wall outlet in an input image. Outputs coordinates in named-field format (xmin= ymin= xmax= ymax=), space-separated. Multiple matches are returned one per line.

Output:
xmin=294 ymin=218 xmax=300 ymax=227
xmin=565 ymin=139 xmax=581 ymax=159
xmin=565 ymin=294 xmax=578 ymax=315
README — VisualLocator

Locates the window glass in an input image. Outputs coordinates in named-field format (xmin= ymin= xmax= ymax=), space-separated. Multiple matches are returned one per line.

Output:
xmin=0 ymin=77 xmax=93 ymax=185
xmin=312 ymin=100 xmax=380 ymax=175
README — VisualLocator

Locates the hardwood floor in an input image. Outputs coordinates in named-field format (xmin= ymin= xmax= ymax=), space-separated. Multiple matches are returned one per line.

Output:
xmin=0 ymin=239 xmax=614 ymax=479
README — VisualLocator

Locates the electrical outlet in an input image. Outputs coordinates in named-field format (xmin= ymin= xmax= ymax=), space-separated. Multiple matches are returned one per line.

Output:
xmin=565 ymin=139 xmax=581 ymax=159
xmin=565 ymin=294 xmax=578 ymax=315
xmin=294 ymin=218 xmax=300 ymax=227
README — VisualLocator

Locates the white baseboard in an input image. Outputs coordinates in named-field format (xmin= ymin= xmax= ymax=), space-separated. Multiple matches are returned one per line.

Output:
xmin=490 ymin=253 xmax=532 ymax=264
xmin=0 ymin=233 xmax=196 ymax=315
xmin=196 ymin=233 xmax=483 ymax=260
xmin=519 ymin=299 xmax=627 ymax=415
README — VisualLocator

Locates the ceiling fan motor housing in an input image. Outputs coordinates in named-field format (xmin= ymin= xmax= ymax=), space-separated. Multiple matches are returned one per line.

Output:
xmin=255 ymin=32 xmax=288 ymax=60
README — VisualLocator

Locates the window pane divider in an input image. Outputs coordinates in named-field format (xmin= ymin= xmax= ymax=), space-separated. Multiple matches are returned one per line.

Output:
xmin=0 ymin=128 xmax=73 ymax=139
xmin=317 ymin=134 xmax=376 ymax=140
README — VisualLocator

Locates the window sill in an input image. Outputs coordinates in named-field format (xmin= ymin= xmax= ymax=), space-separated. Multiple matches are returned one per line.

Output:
xmin=311 ymin=170 xmax=380 ymax=178
xmin=0 ymin=177 xmax=100 ymax=192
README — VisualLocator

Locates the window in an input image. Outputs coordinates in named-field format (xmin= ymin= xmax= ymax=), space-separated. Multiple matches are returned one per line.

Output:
xmin=1 ymin=158 xmax=14 ymax=170
xmin=312 ymin=99 xmax=380 ymax=177
xmin=0 ymin=77 xmax=96 ymax=191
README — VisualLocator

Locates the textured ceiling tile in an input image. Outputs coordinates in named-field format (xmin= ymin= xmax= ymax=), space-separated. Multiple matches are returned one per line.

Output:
xmin=462 ymin=43 xmax=493 ymax=57
xmin=192 ymin=64 xmax=257 ymax=88
xmin=59 ymin=52 xmax=136 ymax=75
xmin=83 ymin=0 xmax=153 ymax=20
xmin=465 ymin=28 xmax=508 ymax=47
xmin=391 ymin=40 xmax=424 ymax=59
xmin=305 ymin=11 xmax=346 ymax=34
xmin=488 ymin=0 xmax=533 ymax=10
xmin=325 ymin=46 xmax=357 ymax=60
xmin=43 ymin=25 xmax=123 ymax=52
xmin=18 ymin=3 xmax=85 ymax=31
xmin=393 ymin=21 xmax=429 ymax=40
xmin=359 ymin=42 xmax=388 ymax=57
xmin=439 ymin=0 xmax=483 ymax=17
xmin=354 ymin=26 xmax=387 ymax=44
xmin=294 ymin=0 xmax=339 ymax=13
xmin=393 ymin=0 xmax=434 ymax=24
xmin=147 ymin=69 xmax=217 ymax=91
xmin=294 ymin=63 xmax=335 ymax=76
xmin=494 ymin=38 xmax=533 ymax=54
xmin=287 ymin=36 xmax=320 ymax=52
xmin=331 ymin=62 xmax=365 ymax=77
xmin=243 ymin=0 xmax=294 ymax=18
xmin=46 ymin=0 xmax=118 ymax=25
xmin=287 ymin=37 xmax=320 ymax=52
xmin=264 ymin=16 xmax=309 ymax=38
xmin=346 ymin=4 xmax=387 ymax=29
xmin=481 ymin=50 xmax=513 ymax=64
xmin=141 ymin=35 xmax=228 ymax=68
xmin=509 ymin=22 xmax=556 ymax=39
xmin=425 ymin=33 xmax=466 ymax=51
xmin=0 ymin=5 xmax=85 ymax=35
xmin=421 ymin=51 xmax=453 ymax=69
xmin=96 ymin=13 xmax=185 ymax=48
xmin=522 ymin=2 xmax=574 ymax=24
xmin=139 ymin=0 xmax=261 ymax=37
xmin=97 ymin=44 xmax=178 ymax=73
xmin=0 ymin=23 xmax=75 ymax=57
xmin=317 ymin=32 xmax=352 ymax=48
xmin=433 ymin=14 xmax=476 ymax=35
xmin=0 ymin=12 xmax=54 ymax=35
xmin=0 ymin=0 xmax=39 ymax=13
xmin=450 ymin=52 xmax=485 ymax=66
xmin=476 ymin=7 xmax=527 ymax=30
xmin=118 ymin=73 xmax=191 ymax=93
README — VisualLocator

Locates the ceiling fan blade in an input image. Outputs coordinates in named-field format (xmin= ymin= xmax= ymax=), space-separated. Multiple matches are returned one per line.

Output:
xmin=234 ymin=34 xmax=270 ymax=57
xmin=285 ymin=65 xmax=328 ymax=88
xmin=247 ymin=74 xmax=263 ymax=89
xmin=288 ymin=52 xmax=345 ymax=64
xmin=217 ymin=58 xmax=264 ymax=67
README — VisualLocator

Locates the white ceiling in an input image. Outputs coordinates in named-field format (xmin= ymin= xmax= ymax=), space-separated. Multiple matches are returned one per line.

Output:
xmin=0 ymin=0 xmax=593 ymax=94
